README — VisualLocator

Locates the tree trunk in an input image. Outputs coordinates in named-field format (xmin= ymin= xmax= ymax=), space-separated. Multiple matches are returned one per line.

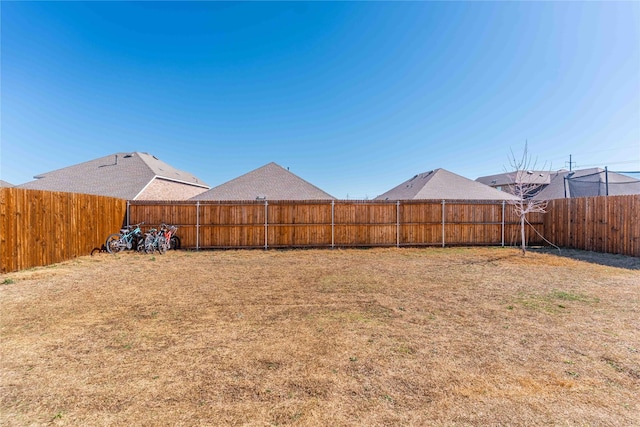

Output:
xmin=520 ymin=214 xmax=526 ymax=255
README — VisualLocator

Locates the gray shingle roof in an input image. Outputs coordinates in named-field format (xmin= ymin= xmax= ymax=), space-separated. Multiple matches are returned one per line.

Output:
xmin=0 ymin=180 xmax=14 ymax=188
xmin=476 ymin=170 xmax=554 ymax=187
xmin=17 ymin=152 xmax=209 ymax=200
xmin=375 ymin=168 xmax=520 ymax=201
xmin=192 ymin=162 xmax=335 ymax=201
xmin=533 ymin=168 xmax=640 ymax=200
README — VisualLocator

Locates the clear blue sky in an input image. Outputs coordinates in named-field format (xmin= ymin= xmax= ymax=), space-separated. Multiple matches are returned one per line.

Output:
xmin=1 ymin=1 xmax=639 ymax=199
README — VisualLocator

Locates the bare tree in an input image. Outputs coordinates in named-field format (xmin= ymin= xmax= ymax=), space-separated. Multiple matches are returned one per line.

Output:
xmin=506 ymin=143 xmax=549 ymax=255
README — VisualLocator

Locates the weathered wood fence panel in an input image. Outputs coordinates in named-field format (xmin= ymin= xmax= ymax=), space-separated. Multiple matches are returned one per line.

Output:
xmin=399 ymin=201 xmax=442 ymax=246
xmin=128 ymin=199 xmax=545 ymax=250
xmin=544 ymin=195 xmax=639 ymax=257
xmin=1 ymin=188 xmax=127 ymax=273
xmin=268 ymin=202 xmax=333 ymax=247
xmin=333 ymin=201 xmax=397 ymax=246
xmin=199 ymin=202 xmax=265 ymax=248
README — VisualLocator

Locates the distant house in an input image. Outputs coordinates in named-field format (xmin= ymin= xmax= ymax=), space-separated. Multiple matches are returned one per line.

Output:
xmin=0 ymin=180 xmax=14 ymax=188
xmin=18 ymin=152 xmax=210 ymax=200
xmin=477 ymin=168 xmax=640 ymax=200
xmin=375 ymin=168 xmax=520 ymax=201
xmin=533 ymin=168 xmax=640 ymax=200
xmin=476 ymin=170 xmax=553 ymax=198
xmin=192 ymin=162 xmax=335 ymax=201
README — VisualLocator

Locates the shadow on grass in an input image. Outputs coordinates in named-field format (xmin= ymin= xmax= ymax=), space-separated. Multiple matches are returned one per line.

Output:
xmin=531 ymin=247 xmax=640 ymax=271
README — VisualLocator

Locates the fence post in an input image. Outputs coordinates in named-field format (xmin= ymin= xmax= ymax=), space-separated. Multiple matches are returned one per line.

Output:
xmin=567 ymin=198 xmax=572 ymax=249
xmin=196 ymin=201 xmax=200 ymax=251
xmin=396 ymin=201 xmax=400 ymax=248
xmin=126 ymin=200 xmax=130 ymax=227
xmin=585 ymin=197 xmax=589 ymax=251
xmin=331 ymin=200 xmax=335 ymax=249
xmin=264 ymin=200 xmax=268 ymax=250
xmin=442 ymin=200 xmax=446 ymax=248
xmin=604 ymin=196 xmax=608 ymax=254
xmin=501 ymin=201 xmax=505 ymax=247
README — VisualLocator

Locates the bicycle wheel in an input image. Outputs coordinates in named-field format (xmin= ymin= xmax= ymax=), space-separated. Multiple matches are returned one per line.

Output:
xmin=170 ymin=235 xmax=181 ymax=250
xmin=105 ymin=234 xmax=123 ymax=254
xmin=144 ymin=235 xmax=155 ymax=254
xmin=158 ymin=236 xmax=167 ymax=254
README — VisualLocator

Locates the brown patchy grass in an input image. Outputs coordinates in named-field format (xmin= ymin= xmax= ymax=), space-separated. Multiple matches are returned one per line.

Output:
xmin=1 ymin=247 xmax=639 ymax=426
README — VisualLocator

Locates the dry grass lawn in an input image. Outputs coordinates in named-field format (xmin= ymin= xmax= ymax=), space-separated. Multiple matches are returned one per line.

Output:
xmin=1 ymin=247 xmax=639 ymax=426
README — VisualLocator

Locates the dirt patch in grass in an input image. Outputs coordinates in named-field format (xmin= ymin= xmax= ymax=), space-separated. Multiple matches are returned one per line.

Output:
xmin=1 ymin=247 xmax=639 ymax=426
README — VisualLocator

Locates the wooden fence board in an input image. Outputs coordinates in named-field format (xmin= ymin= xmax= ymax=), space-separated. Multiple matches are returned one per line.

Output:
xmin=542 ymin=195 xmax=639 ymax=257
xmin=1 ymin=188 xmax=127 ymax=273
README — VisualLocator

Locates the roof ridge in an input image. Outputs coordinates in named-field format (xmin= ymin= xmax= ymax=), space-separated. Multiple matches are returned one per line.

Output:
xmin=31 ymin=152 xmax=124 ymax=179
xmin=268 ymin=162 xmax=335 ymax=197
xmin=215 ymin=162 xmax=292 ymax=186
xmin=192 ymin=161 xmax=335 ymax=200
xmin=131 ymin=152 xmax=157 ymax=176
xmin=377 ymin=168 xmax=519 ymax=201
xmin=135 ymin=152 xmax=209 ymax=187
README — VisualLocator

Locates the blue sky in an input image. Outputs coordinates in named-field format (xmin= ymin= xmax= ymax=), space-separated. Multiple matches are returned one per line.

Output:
xmin=1 ymin=1 xmax=639 ymax=199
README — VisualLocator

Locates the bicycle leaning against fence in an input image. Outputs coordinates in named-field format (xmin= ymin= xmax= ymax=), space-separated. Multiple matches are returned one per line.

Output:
xmin=105 ymin=222 xmax=145 ymax=254
xmin=143 ymin=227 xmax=167 ymax=254
xmin=160 ymin=223 xmax=180 ymax=251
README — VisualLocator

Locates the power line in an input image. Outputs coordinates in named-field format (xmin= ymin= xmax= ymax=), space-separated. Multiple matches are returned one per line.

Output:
xmin=565 ymin=154 xmax=576 ymax=172
xmin=577 ymin=160 xmax=640 ymax=168
xmin=548 ymin=145 xmax=639 ymax=160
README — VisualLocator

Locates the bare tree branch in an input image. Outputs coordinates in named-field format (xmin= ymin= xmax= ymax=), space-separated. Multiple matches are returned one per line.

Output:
xmin=506 ymin=142 xmax=550 ymax=255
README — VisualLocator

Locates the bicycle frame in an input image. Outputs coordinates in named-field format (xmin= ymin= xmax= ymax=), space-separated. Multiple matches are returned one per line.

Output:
xmin=106 ymin=222 xmax=144 ymax=253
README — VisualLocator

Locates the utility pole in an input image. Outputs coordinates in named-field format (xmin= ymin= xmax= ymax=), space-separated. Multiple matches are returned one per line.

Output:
xmin=566 ymin=154 xmax=576 ymax=172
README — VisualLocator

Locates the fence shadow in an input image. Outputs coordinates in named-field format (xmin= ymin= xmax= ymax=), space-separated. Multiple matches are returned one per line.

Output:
xmin=531 ymin=248 xmax=640 ymax=271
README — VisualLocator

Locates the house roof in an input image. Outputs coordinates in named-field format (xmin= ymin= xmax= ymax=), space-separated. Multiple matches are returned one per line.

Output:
xmin=375 ymin=168 xmax=520 ymax=201
xmin=533 ymin=168 xmax=640 ymax=200
xmin=192 ymin=162 xmax=335 ymax=201
xmin=476 ymin=170 xmax=555 ymax=187
xmin=0 ymin=180 xmax=14 ymax=188
xmin=17 ymin=152 xmax=209 ymax=200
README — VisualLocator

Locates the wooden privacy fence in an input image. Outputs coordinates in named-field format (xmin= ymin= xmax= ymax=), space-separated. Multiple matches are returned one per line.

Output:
xmin=544 ymin=195 xmax=640 ymax=257
xmin=1 ymin=188 xmax=127 ymax=273
xmin=128 ymin=199 xmax=545 ymax=250
xmin=3 ymin=190 xmax=637 ymax=273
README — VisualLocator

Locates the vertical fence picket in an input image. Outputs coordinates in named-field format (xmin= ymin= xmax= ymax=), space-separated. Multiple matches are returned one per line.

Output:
xmin=501 ymin=201 xmax=505 ymax=247
xmin=396 ymin=201 xmax=400 ymax=248
xmin=331 ymin=200 xmax=335 ymax=249
xmin=196 ymin=201 xmax=200 ymax=251
xmin=441 ymin=200 xmax=446 ymax=248
xmin=264 ymin=200 xmax=268 ymax=250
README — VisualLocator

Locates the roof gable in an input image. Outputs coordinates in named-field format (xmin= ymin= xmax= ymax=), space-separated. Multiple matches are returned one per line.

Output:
xmin=136 ymin=152 xmax=207 ymax=186
xmin=17 ymin=152 xmax=209 ymax=200
xmin=192 ymin=162 xmax=335 ymax=201
xmin=376 ymin=168 xmax=520 ymax=201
